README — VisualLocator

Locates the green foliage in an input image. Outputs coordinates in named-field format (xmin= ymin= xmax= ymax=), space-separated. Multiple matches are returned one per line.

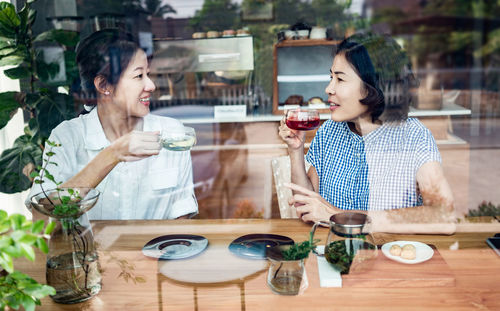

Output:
xmin=0 ymin=0 xmax=80 ymax=194
xmin=34 ymin=29 xmax=79 ymax=47
xmin=77 ymin=0 xmax=175 ymax=18
xmin=189 ymin=0 xmax=240 ymax=32
xmin=0 ymin=210 xmax=56 ymax=311
xmin=142 ymin=0 xmax=176 ymax=17
xmin=32 ymin=141 xmax=85 ymax=219
xmin=397 ymin=0 xmax=500 ymax=84
xmin=281 ymin=231 xmax=319 ymax=261
xmin=468 ymin=201 xmax=500 ymax=217
xmin=0 ymin=135 xmax=42 ymax=194
xmin=324 ymin=240 xmax=356 ymax=274
xmin=324 ymin=238 xmax=375 ymax=274
xmin=0 ymin=92 xmax=21 ymax=130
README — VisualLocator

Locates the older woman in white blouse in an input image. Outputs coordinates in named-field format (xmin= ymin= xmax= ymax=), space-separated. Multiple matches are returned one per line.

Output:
xmin=27 ymin=29 xmax=197 ymax=219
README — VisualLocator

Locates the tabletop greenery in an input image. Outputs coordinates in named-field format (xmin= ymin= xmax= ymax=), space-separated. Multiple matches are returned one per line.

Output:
xmin=467 ymin=201 xmax=500 ymax=217
xmin=0 ymin=0 xmax=79 ymax=194
xmin=324 ymin=237 xmax=376 ymax=274
xmin=0 ymin=210 xmax=55 ymax=311
xmin=29 ymin=140 xmax=83 ymax=219
xmin=281 ymin=231 xmax=319 ymax=261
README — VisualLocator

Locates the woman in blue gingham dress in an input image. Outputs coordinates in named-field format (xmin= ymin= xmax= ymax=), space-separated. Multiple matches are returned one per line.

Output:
xmin=279 ymin=34 xmax=455 ymax=233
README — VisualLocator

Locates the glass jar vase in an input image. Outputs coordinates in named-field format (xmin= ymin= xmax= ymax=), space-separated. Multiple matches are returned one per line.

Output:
xmin=266 ymin=245 xmax=308 ymax=295
xmin=30 ymin=188 xmax=102 ymax=304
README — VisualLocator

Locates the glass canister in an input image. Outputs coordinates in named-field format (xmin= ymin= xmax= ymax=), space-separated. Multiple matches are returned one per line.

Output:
xmin=311 ymin=212 xmax=377 ymax=274
xmin=30 ymin=188 xmax=102 ymax=303
xmin=266 ymin=245 xmax=308 ymax=295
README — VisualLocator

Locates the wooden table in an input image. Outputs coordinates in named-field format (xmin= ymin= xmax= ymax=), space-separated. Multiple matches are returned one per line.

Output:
xmin=14 ymin=219 xmax=500 ymax=310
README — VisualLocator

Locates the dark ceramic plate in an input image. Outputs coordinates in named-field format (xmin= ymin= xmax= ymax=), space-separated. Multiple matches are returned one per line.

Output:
xmin=142 ymin=234 xmax=208 ymax=260
xmin=228 ymin=234 xmax=294 ymax=260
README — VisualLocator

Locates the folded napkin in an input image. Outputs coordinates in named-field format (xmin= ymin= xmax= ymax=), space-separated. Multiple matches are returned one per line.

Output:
xmin=316 ymin=246 xmax=342 ymax=287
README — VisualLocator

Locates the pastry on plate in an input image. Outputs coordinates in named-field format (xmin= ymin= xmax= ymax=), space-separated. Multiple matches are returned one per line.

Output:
xmin=285 ymin=95 xmax=304 ymax=106
xmin=223 ymin=29 xmax=235 ymax=37
xmin=400 ymin=244 xmax=416 ymax=260
xmin=308 ymin=96 xmax=325 ymax=108
xmin=389 ymin=244 xmax=402 ymax=256
xmin=207 ymin=31 xmax=220 ymax=38
xmin=192 ymin=32 xmax=206 ymax=39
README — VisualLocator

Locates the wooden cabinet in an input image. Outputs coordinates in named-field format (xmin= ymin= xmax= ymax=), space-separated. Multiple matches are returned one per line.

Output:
xmin=272 ymin=39 xmax=339 ymax=114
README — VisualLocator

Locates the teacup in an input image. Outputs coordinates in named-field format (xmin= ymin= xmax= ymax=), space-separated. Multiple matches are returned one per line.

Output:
xmin=161 ymin=126 xmax=196 ymax=151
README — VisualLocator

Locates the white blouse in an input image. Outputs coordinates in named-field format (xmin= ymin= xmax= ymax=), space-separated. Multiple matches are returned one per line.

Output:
xmin=26 ymin=108 xmax=198 ymax=220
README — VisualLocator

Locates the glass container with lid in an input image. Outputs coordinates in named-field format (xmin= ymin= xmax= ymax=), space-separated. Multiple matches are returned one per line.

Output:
xmin=311 ymin=212 xmax=377 ymax=274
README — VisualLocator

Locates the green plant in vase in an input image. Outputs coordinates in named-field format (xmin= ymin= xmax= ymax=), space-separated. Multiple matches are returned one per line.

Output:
xmin=0 ymin=211 xmax=56 ymax=311
xmin=29 ymin=142 xmax=102 ymax=304
xmin=266 ymin=232 xmax=319 ymax=295
xmin=280 ymin=231 xmax=319 ymax=261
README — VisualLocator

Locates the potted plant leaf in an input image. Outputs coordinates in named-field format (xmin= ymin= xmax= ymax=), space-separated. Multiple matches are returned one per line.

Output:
xmin=0 ymin=210 xmax=56 ymax=311
xmin=266 ymin=232 xmax=318 ymax=295
xmin=0 ymin=0 xmax=80 ymax=195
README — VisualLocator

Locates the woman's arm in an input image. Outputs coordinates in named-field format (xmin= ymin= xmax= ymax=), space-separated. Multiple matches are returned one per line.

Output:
xmin=278 ymin=118 xmax=314 ymax=191
xmin=61 ymin=130 xmax=161 ymax=188
xmin=369 ymin=161 xmax=455 ymax=234
xmin=60 ymin=146 xmax=119 ymax=188
xmin=286 ymin=160 xmax=456 ymax=235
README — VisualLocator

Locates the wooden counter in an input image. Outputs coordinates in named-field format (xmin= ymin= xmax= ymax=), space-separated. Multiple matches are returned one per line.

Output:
xmin=14 ymin=219 xmax=500 ymax=310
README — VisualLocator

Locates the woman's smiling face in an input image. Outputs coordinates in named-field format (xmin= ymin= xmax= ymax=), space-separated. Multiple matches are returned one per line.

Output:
xmin=110 ymin=49 xmax=156 ymax=117
xmin=325 ymin=53 xmax=369 ymax=123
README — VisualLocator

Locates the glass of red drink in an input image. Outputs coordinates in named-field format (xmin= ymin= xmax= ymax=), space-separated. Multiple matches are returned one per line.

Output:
xmin=285 ymin=108 xmax=320 ymax=131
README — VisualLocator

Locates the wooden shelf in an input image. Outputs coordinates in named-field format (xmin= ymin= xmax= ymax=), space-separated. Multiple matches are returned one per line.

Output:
xmin=275 ymin=39 xmax=338 ymax=47
xmin=272 ymin=40 xmax=340 ymax=114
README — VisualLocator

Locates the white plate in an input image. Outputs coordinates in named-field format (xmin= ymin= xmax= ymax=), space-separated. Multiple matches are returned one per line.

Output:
xmin=381 ymin=241 xmax=434 ymax=264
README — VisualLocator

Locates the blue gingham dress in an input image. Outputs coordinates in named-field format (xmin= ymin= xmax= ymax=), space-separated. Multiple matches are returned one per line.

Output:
xmin=306 ymin=118 xmax=441 ymax=210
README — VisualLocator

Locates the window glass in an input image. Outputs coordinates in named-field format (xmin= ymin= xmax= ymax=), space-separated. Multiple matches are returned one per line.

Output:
xmin=1 ymin=0 xmax=499 ymax=221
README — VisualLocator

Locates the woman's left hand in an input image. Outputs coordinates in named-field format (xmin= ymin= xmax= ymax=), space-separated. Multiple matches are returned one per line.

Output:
xmin=284 ymin=182 xmax=338 ymax=223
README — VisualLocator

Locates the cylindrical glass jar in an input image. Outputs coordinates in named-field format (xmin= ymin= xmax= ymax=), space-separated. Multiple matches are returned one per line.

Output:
xmin=267 ymin=258 xmax=308 ymax=295
xmin=266 ymin=245 xmax=308 ymax=295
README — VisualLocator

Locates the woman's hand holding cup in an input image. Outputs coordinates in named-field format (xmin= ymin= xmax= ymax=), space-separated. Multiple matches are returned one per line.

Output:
xmin=279 ymin=117 xmax=306 ymax=150
xmin=110 ymin=130 xmax=161 ymax=162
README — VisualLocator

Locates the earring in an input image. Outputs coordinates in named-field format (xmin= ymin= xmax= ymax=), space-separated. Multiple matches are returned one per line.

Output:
xmin=104 ymin=91 xmax=110 ymax=95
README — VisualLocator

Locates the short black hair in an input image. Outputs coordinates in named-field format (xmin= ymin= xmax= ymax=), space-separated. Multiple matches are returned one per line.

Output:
xmin=334 ymin=33 xmax=418 ymax=122
xmin=75 ymin=29 xmax=139 ymax=98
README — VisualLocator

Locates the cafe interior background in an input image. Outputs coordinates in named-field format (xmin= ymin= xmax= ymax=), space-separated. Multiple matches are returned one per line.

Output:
xmin=1 ymin=0 xmax=499 ymax=223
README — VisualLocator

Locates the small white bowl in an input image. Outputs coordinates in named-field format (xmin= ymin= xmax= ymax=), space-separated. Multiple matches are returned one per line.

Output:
xmin=296 ymin=29 xmax=309 ymax=39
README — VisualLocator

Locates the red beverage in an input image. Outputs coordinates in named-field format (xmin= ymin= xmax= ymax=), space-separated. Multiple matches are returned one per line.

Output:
xmin=286 ymin=117 xmax=320 ymax=131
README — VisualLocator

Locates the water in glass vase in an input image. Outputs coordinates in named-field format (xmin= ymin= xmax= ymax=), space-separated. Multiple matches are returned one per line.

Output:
xmin=269 ymin=273 xmax=303 ymax=295
xmin=46 ymin=252 xmax=102 ymax=303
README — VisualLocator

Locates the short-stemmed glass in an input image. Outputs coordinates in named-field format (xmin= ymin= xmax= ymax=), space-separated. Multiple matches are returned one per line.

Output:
xmin=285 ymin=109 xmax=320 ymax=131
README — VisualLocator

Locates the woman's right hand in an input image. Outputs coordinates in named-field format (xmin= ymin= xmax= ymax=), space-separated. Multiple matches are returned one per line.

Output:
xmin=110 ymin=131 xmax=161 ymax=162
xmin=278 ymin=117 xmax=306 ymax=150
xmin=285 ymin=182 xmax=337 ymax=223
